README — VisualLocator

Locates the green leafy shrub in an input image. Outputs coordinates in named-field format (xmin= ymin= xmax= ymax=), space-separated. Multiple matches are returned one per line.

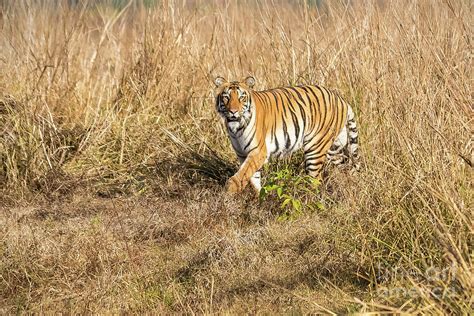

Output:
xmin=260 ymin=168 xmax=325 ymax=221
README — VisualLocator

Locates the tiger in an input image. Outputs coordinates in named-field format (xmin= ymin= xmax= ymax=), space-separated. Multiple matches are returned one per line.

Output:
xmin=214 ymin=76 xmax=359 ymax=194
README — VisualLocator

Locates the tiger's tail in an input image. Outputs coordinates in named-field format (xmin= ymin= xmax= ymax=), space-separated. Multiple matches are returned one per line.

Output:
xmin=346 ymin=105 xmax=360 ymax=170
xmin=327 ymin=103 xmax=360 ymax=169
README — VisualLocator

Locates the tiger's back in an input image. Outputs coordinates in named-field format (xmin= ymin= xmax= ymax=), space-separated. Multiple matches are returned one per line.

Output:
xmin=253 ymin=85 xmax=349 ymax=158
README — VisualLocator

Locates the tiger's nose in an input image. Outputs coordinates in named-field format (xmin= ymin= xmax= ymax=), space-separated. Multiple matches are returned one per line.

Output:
xmin=229 ymin=109 xmax=238 ymax=114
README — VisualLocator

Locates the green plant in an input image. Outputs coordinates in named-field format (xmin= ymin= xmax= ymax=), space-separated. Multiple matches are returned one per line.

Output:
xmin=260 ymin=168 xmax=325 ymax=221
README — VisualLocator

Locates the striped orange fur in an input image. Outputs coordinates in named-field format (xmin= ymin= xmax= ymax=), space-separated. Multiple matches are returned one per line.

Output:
xmin=214 ymin=76 xmax=359 ymax=194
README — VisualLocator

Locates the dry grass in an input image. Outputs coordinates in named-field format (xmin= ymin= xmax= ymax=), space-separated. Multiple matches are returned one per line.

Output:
xmin=0 ymin=0 xmax=472 ymax=313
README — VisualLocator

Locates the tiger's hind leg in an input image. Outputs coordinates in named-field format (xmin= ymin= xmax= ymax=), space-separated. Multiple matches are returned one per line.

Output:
xmin=303 ymin=134 xmax=335 ymax=180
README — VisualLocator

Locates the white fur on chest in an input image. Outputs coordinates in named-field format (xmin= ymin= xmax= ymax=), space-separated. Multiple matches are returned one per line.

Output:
xmin=228 ymin=127 xmax=255 ymax=157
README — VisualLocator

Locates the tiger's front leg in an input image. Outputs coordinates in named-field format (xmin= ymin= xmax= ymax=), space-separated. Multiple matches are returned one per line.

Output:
xmin=226 ymin=149 xmax=267 ymax=194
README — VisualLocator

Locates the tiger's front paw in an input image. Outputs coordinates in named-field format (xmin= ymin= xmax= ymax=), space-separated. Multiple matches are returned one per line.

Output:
xmin=226 ymin=176 xmax=242 ymax=194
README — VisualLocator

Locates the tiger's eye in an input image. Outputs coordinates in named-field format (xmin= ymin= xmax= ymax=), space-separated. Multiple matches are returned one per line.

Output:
xmin=222 ymin=96 xmax=229 ymax=103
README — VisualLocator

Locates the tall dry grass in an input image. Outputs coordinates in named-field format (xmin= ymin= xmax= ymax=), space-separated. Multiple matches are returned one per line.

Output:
xmin=0 ymin=0 xmax=472 ymax=313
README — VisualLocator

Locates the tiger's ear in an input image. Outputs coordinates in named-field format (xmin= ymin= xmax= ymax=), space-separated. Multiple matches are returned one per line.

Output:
xmin=214 ymin=76 xmax=226 ymax=87
xmin=244 ymin=76 xmax=256 ymax=89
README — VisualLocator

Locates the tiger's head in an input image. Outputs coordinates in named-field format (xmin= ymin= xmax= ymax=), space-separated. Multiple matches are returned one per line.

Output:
xmin=214 ymin=76 xmax=256 ymax=134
